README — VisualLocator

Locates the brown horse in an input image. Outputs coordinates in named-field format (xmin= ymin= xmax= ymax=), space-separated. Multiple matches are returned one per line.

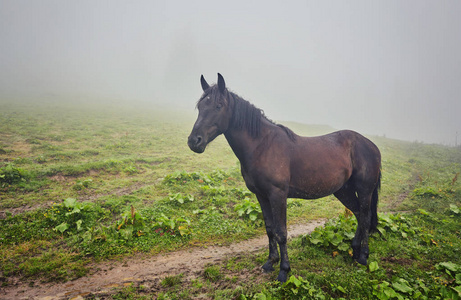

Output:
xmin=188 ymin=74 xmax=381 ymax=282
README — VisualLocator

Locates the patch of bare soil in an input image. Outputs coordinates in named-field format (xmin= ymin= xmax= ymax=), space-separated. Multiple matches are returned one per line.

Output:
xmin=0 ymin=204 xmax=47 ymax=218
xmin=1 ymin=219 xmax=326 ymax=300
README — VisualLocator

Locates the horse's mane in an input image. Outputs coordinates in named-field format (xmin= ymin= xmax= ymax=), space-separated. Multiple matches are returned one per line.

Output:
xmin=197 ymin=85 xmax=296 ymax=142
xmin=228 ymin=89 xmax=297 ymax=142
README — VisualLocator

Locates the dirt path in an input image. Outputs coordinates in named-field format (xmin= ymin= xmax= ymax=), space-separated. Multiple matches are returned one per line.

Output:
xmin=1 ymin=219 xmax=326 ymax=300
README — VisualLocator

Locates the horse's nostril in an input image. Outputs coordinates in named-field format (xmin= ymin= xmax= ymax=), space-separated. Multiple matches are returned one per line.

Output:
xmin=196 ymin=136 xmax=202 ymax=145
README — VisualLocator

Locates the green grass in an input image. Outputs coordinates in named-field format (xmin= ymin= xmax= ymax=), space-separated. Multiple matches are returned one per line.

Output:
xmin=1 ymin=98 xmax=460 ymax=298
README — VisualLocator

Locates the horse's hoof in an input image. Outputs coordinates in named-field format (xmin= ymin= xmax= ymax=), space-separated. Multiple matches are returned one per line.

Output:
xmin=277 ymin=270 xmax=288 ymax=283
xmin=356 ymin=256 xmax=368 ymax=266
xmin=352 ymin=251 xmax=359 ymax=260
xmin=261 ymin=262 xmax=275 ymax=273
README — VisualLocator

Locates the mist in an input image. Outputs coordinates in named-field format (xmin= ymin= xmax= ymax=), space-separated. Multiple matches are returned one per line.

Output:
xmin=1 ymin=1 xmax=460 ymax=145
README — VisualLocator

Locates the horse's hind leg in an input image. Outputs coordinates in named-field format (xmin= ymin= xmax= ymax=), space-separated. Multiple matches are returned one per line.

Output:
xmin=334 ymin=184 xmax=362 ymax=260
xmin=335 ymin=182 xmax=374 ymax=265
xmin=355 ymin=190 xmax=374 ymax=265
xmin=256 ymin=194 xmax=279 ymax=273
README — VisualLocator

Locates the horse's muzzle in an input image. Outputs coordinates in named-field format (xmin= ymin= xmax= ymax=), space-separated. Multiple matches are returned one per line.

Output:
xmin=188 ymin=134 xmax=206 ymax=153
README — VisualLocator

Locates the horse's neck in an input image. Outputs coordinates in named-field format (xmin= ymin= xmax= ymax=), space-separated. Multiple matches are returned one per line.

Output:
xmin=224 ymin=118 xmax=273 ymax=167
xmin=224 ymin=130 xmax=249 ymax=165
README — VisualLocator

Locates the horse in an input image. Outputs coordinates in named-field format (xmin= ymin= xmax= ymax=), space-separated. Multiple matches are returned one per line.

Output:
xmin=187 ymin=73 xmax=381 ymax=282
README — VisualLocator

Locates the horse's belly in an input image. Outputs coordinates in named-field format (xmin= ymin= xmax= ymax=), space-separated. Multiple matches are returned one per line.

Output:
xmin=288 ymin=188 xmax=328 ymax=200
xmin=288 ymin=183 xmax=341 ymax=200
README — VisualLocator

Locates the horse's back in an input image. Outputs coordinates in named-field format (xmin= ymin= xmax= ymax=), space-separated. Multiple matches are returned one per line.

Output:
xmin=287 ymin=130 xmax=380 ymax=199
xmin=295 ymin=129 xmax=379 ymax=162
xmin=313 ymin=129 xmax=381 ymax=186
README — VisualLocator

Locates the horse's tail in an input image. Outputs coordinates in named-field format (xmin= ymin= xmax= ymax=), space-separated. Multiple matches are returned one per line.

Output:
xmin=370 ymin=169 xmax=381 ymax=233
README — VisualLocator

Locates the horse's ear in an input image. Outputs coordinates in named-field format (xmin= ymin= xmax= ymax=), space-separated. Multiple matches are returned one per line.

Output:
xmin=217 ymin=73 xmax=226 ymax=93
xmin=201 ymin=75 xmax=210 ymax=91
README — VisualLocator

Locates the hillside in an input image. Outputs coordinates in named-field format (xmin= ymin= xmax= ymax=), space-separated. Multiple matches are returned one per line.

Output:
xmin=1 ymin=99 xmax=460 ymax=299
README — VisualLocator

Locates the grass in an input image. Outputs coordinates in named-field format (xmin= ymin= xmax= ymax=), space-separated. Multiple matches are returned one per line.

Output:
xmin=1 ymin=98 xmax=460 ymax=298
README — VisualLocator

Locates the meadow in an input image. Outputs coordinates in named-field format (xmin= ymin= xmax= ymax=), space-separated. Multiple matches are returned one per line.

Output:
xmin=0 ymin=98 xmax=460 ymax=299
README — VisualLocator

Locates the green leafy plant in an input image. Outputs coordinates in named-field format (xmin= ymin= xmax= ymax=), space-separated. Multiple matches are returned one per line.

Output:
xmin=287 ymin=199 xmax=303 ymax=208
xmin=201 ymin=185 xmax=227 ymax=196
xmin=436 ymin=261 xmax=461 ymax=297
xmin=116 ymin=205 xmax=146 ymax=240
xmin=234 ymin=198 xmax=263 ymax=225
xmin=50 ymin=198 xmax=94 ymax=234
xmin=73 ymin=178 xmax=93 ymax=190
xmin=241 ymin=275 xmax=327 ymax=299
xmin=412 ymin=186 xmax=441 ymax=198
xmin=371 ymin=272 xmax=461 ymax=300
xmin=305 ymin=213 xmax=356 ymax=253
xmin=281 ymin=275 xmax=327 ymax=298
xmin=377 ymin=213 xmax=417 ymax=239
xmin=168 ymin=192 xmax=194 ymax=205
xmin=153 ymin=213 xmax=192 ymax=237
xmin=163 ymin=171 xmax=203 ymax=185
xmin=449 ymin=204 xmax=460 ymax=215
xmin=369 ymin=261 xmax=379 ymax=272
xmin=123 ymin=164 xmax=139 ymax=175
xmin=162 ymin=169 xmax=236 ymax=187
xmin=0 ymin=163 xmax=29 ymax=186
xmin=232 ymin=187 xmax=253 ymax=199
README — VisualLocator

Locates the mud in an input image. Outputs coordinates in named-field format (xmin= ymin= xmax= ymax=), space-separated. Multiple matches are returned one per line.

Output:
xmin=1 ymin=219 xmax=325 ymax=300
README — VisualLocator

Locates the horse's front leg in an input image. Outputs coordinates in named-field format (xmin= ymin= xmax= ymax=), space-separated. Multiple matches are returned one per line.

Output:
xmin=256 ymin=195 xmax=279 ymax=273
xmin=268 ymin=188 xmax=290 ymax=282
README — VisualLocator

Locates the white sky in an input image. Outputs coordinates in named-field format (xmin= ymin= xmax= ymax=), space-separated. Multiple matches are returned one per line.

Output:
xmin=1 ymin=1 xmax=460 ymax=145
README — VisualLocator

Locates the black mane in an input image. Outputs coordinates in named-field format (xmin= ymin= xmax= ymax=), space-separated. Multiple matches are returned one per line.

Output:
xmin=229 ymin=92 xmax=263 ymax=139
xmin=227 ymin=88 xmax=296 ymax=142
xmin=198 ymin=85 xmax=296 ymax=141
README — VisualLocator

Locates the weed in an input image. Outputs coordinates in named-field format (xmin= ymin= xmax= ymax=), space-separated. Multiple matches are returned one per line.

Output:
xmin=234 ymin=198 xmax=263 ymax=225
xmin=73 ymin=178 xmax=93 ymax=190
xmin=153 ymin=213 xmax=192 ymax=237
xmin=241 ymin=275 xmax=327 ymax=299
xmin=377 ymin=213 xmax=417 ymax=239
xmin=201 ymin=185 xmax=227 ymax=196
xmin=0 ymin=163 xmax=29 ymax=186
xmin=287 ymin=198 xmax=303 ymax=208
xmin=116 ymin=205 xmax=147 ymax=240
xmin=108 ymin=284 xmax=153 ymax=300
xmin=304 ymin=213 xmax=356 ymax=254
xmin=168 ymin=192 xmax=194 ymax=205
xmin=449 ymin=203 xmax=460 ymax=215
xmin=163 ymin=171 xmax=203 ymax=185
xmin=232 ymin=187 xmax=253 ymax=199
xmin=203 ymin=265 xmax=222 ymax=282
xmin=161 ymin=274 xmax=184 ymax=287
xmin=47 ymin=198 xmax=103 ymax=235
xmin=124 ymin=164 xmax=139 ymax=175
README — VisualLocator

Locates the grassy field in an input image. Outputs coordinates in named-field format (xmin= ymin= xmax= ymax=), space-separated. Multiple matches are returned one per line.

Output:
xmin=1 ymin=98 xmax=460 ymax=299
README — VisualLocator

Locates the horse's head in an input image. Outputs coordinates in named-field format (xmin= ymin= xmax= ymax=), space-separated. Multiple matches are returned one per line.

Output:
xmin=188 ymin=73 xmax=232 ymax=153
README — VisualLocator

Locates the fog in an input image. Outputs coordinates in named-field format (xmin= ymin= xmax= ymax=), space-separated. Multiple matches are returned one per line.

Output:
xmin=1 ymin=1 xmax=460 ymax=145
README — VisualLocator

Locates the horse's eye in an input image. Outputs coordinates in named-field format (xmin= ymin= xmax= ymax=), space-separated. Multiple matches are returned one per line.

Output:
xmin=216 ymin=103 xmax=223 ymax=110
